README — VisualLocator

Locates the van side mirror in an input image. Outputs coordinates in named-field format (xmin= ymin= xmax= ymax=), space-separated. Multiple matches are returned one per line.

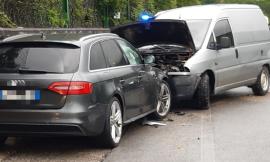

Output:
xmin=216 ymin=37 xmax=231 ymax=50
xmin=144 ymin=55 xmax=155 ymax=64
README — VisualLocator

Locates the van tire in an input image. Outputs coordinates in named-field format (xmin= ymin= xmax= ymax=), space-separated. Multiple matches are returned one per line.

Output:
xmin=252 ymin=67 xmax=269 ymax=96
xmin=194 ymin=74 xmax=210 ymax=109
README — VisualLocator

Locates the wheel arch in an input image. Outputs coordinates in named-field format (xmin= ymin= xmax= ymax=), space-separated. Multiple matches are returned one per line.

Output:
xmin=112 ymin=93 xmax=125 ymax=118
xmin=263 ymin=63 xmax=270 ymax=75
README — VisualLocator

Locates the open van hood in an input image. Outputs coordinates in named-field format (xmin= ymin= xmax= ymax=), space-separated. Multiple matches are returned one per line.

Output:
xmin=111 ymin=20 xmax=196 ymax=51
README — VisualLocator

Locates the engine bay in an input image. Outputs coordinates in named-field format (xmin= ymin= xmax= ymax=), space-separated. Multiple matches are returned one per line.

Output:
xmin=139 ymin=44 xmax=193 ymax=73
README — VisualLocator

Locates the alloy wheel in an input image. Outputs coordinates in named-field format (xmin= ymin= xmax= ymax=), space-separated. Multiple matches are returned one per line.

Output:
xmin=110 ymin=100 xmax=122 ymax=144
xmin=156 ymin=82 xmax=171 ymax=117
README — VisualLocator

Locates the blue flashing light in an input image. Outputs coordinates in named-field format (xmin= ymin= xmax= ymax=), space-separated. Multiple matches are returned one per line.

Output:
xmin=139 ymin=11 xmax=154 ymax=22
xmin=141 ymin=14 xmax=151 ymax=21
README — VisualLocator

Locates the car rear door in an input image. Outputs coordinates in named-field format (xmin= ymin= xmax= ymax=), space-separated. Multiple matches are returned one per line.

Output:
xmin=100 ymin=39 xmax=143 ymax=120
xmin=0 ymin=42 xmax=80 ymax=109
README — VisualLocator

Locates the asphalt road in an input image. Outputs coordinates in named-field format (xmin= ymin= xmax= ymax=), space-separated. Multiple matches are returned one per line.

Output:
xmin=0 ymin=87 xmax=269 ymax=162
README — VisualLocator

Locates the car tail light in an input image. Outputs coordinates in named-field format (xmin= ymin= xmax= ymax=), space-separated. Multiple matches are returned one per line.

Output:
xmin=48 ymin=82 xmax=93 ymax=95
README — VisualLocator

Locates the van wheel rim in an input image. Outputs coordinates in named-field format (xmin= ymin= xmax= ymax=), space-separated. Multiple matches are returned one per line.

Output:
xmin=261 ymin=71 xmax=269 ymax=91
xmin=110 ymin=101 xmax=122 ymax=144
xmin=157 ymin=83 xmax=171 ymax=116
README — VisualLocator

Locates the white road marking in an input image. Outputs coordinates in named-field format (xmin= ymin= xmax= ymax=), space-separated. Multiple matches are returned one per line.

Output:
xmin=200 ymin=109 xmax=216 ymax=162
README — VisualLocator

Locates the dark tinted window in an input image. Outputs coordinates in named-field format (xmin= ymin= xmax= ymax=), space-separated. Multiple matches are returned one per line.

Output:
xmin=214 ymin=19 xmax=234 ymax=48
xmin=116 ymin=40 xmax=142 ymax=65
xmin=101 ymin=40 xmax=128 ymax=67
xmin=90 ymin=43 xmax=107 ymax=70
xmin=0 ymin=43 xmax=80 ymax=73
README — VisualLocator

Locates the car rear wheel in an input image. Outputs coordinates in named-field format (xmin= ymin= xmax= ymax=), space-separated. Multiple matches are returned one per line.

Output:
xmin=194 ymin=74 xmax=210 ymax=110
xmin=252 ymin=66 xmax=269 ymax=96
xmin=153 ymin=81 xmax=171 ymax=120
xmin=102 ymin=97 xmax=123 ymax=148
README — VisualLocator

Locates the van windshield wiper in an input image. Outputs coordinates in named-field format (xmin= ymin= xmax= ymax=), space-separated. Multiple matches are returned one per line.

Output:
xmin=18 ymin=68 xmax=63 ymax=74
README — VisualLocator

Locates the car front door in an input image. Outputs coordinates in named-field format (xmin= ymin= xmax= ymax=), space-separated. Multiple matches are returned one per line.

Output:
xmin=211 ymin=19 xmax=241 ymax=89
xmin=100 ymin=39 xmax=143 ymax=121
xmin=116 ymin=39 xmax=158 ymax=113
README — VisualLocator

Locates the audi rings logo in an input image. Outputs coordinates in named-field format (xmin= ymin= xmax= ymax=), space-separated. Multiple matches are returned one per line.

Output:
xmin=7 ymin=80 xmax=26 ymax=86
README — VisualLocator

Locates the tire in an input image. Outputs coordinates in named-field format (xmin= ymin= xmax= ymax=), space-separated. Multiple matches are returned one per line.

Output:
xmin=0 ymin=137 xmax=7 ymax=145
xmin=194 ymin=74 xmax=210 ymax=110
xmin=101 ymin=97 xmax=123 ymax=148
xmin=152 ymin=81 xmax=172 ymax=120
xmin=252 ymin=66 xmax=269 ymax=96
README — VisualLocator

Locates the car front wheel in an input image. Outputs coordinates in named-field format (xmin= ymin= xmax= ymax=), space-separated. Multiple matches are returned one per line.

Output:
xmin=153 ymin=81 xmax=172 ymax=120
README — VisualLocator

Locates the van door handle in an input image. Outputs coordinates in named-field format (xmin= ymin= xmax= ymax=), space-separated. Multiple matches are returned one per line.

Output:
xmin=235 ymin=49 xmax=239 ymax=59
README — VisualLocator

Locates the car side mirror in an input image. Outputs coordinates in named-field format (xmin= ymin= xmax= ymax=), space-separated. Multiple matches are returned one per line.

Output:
xmin=144 ymin=55 xmax=155 ymax=64
xmin=216 ymin=37 xmax=231 ymax=50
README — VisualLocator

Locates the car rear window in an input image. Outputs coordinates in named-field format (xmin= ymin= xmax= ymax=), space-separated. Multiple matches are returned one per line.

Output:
xmin=0 ymin=43 xmax=80 ymax=73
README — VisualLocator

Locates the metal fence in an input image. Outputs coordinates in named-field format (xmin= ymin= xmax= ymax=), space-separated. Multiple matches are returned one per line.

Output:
xmin=0 ymin=28 xmax=110 ymax=40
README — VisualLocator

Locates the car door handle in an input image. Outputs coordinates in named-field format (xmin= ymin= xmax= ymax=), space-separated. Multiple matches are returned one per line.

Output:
xmin=120 ymin=79 xmax=125 ymax=84
xmin=235 ymin=49 xmax=239 ymax=59
xmin=138 ymin=75 xmax=143 ymax=80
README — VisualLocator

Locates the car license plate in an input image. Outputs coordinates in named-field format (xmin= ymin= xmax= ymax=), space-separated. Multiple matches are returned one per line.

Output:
xmin=0 ymin=90 xmax=40 ymax=101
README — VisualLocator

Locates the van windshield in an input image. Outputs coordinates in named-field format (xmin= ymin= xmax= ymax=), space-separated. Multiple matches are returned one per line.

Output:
xmin=186 ymin=19 xmax=211 ymax=50
xmin=0 ymin=43 xmax=80 ymax=73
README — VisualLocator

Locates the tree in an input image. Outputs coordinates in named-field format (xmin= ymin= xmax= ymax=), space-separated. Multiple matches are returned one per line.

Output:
xmin=0 ymin=12 xmax=16 ymax=28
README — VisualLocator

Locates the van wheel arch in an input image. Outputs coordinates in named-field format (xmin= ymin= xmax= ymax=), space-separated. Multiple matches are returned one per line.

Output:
xmin=263 ymin=64 xmax=270 ymax=75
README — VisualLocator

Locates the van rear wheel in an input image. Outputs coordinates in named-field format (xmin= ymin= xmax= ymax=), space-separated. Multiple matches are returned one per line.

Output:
xmin=252 ymin=67 xmax=269 ymax=96
xmin=194 ymin=74 xmax=210 ymax=110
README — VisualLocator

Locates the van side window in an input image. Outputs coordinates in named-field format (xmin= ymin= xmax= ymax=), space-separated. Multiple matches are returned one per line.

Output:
xmin=214 ymin=19 xmax=235 ymax=48
xmin=116 ymin=39 xmax=142 ymax=65
xmin=101 ymin=40 xmax=128 ymax=67
xmin=90 ymin=43 xmax=107 ymax=70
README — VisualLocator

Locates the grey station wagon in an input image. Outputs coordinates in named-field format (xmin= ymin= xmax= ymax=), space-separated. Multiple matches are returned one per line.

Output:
xmin=0 ymin=33 xmax=171 ymax=148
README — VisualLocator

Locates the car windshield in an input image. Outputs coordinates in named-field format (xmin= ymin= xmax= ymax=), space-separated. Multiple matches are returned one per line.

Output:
xmin=186 ymin=19 xmax=211 ymax=50
xmin=0 ymin=43 xmax=80 ymax=73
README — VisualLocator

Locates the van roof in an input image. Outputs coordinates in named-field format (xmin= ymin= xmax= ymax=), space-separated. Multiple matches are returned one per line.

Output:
xmin=155 ymin=4 xmax=260 ymax=20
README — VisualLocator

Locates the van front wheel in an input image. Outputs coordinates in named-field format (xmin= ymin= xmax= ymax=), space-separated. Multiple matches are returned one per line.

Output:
xmin=252 ymin=67 xmax=269 ymax=96
xmin=194 ymin=74 xmax=210 ymax=110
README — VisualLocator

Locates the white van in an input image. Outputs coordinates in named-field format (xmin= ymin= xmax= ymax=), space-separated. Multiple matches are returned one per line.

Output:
xmin=112 ymin=4 xmax=270 ymax=109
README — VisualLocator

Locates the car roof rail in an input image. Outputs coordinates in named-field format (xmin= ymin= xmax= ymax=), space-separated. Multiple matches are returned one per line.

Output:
xmin=2 ymin=34 xmax=39 ymax=42
xmin=79 ymin=33 xmax=118 ymax=41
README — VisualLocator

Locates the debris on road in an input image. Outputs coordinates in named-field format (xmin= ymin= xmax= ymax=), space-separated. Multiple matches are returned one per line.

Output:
xmin=166 ymin=118 xmax=174 ymax=122
xmin=175 ymin=111 xmax=186 ymax=116
xmin=142 ymin=120 xmax=167 ymax=127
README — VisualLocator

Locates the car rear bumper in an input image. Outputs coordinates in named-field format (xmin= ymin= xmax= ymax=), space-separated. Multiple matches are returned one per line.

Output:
xmin=168 ymin=73 xmax=200 ymax=100
xmin=0 ymin=103 xmax=108 ymax=137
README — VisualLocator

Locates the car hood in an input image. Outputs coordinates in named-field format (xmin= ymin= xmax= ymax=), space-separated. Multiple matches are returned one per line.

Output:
xmin=111 ymin=20 xmax=196 ymax=51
